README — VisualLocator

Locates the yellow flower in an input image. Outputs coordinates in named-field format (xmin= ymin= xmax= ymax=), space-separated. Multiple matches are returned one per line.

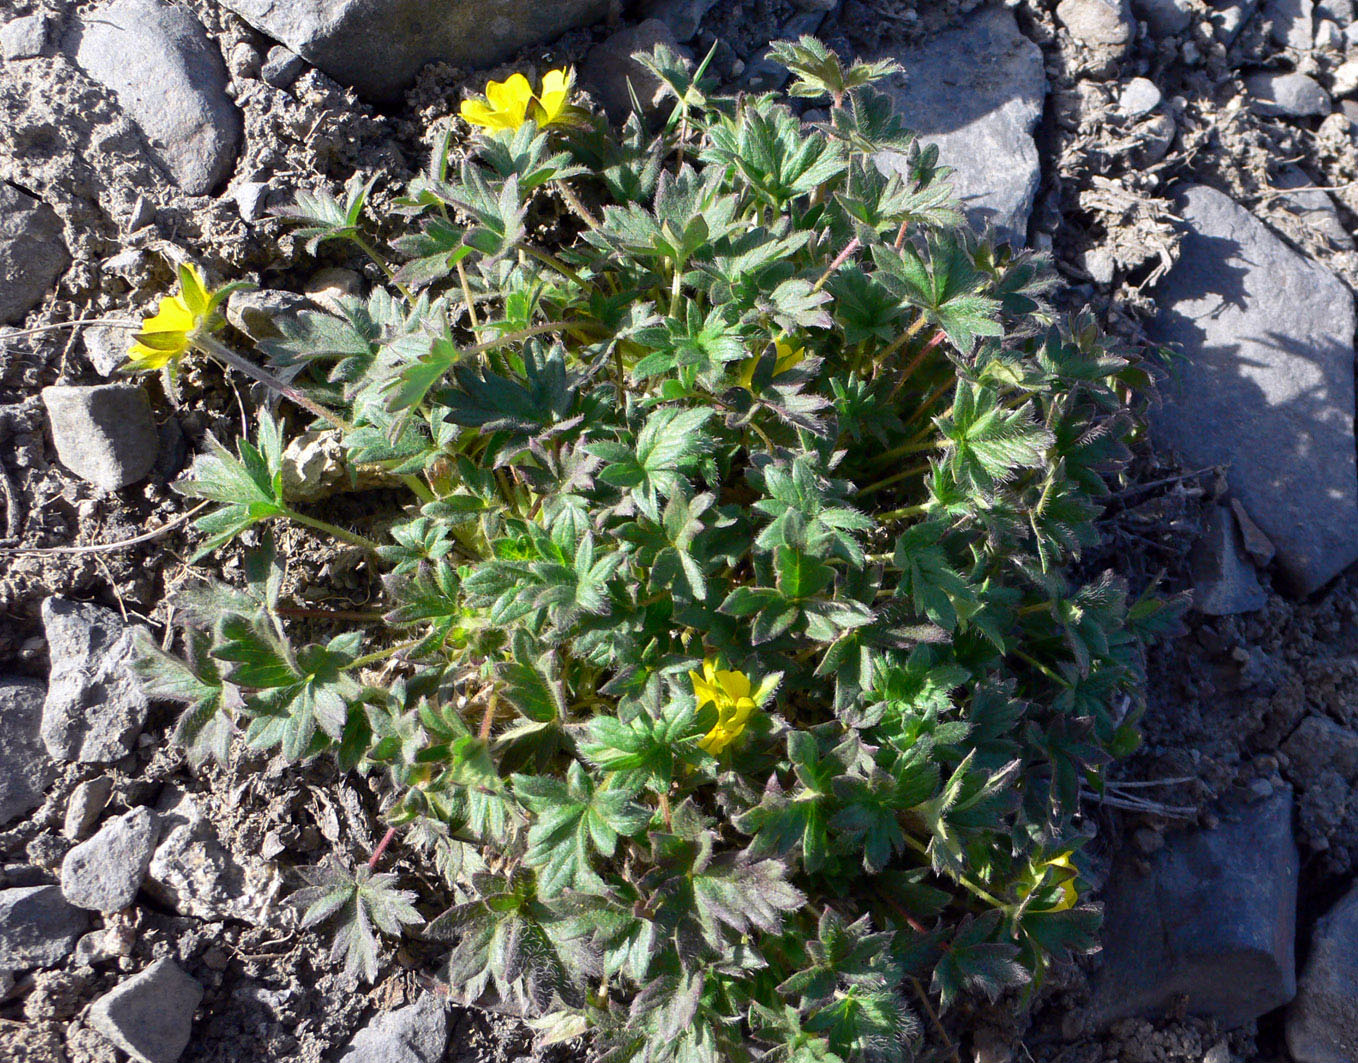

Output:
xmin=460 ymin=68 xmax=574 ymax=132
xmin=690 ymin=659 xmax=757 ymax=755
xmin=126 ymin=263 xmax=216 ymax=373
xmin=1033 ymin=851 xmax=1080 ymax=912
xmin=737 ymin=338 xmax=806 ymax=390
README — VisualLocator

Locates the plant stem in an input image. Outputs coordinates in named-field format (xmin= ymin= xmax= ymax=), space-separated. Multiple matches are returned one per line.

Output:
xmin=192 ymin=334 xmax=351 ymax=432
xmin=519 ymin=242 xmax=589 ymax=291
xmin=276 ymin=604 xmax=386 ymax=622
xmin=812 ymin=236 xmax=860 ymax=292
xmin=282 ymin=507 xmax=380 ymax=552
xmin=877 ymin=501 xmax=929 ymax=523
xmin=401 ymin=474 xmax=436 ymax=504
xmin=556 ymin=179 xmax=600 ymax=229
xmin=349 ymin=638 xmax=424 ymax=670
xmin=0 ymin=317 xmax=139 ymax=342
xmin=368 ymin=826 xmax=398 ymax=871
xmin=351 ymin=234 xmax=416 ymax=303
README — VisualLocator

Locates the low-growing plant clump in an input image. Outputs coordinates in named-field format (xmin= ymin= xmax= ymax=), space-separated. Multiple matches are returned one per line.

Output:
xmin=129 ymin=42 xmax=1178 ymax=1063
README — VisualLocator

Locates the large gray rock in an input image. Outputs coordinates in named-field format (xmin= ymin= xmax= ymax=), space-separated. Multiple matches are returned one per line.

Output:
xmin=67 ymin=0 xmax=242 ymax=195
xmin=584 ymin=20 xmax=680 ymax=121
xmin=1192 ymin=505 xmax=1267 ymax=615
xmin=61 ymin=807 xmax=158 ymax=911
xmin=145 ymin=787 xmax=266 ymax=923
xmin=1147 ymin=184 xmax=1358 ymax=596
xmin=339 ymin=993 xmax=448 ymax=1063
xmin=42 ymin=384 xmax=159 ymax=490
xmin=1288 ymin=884 xmax=1358 ymax=1063
xmin=0 ymin=184 xmax=69 ymax=325
xmin=89 ymin=957 xmax=202 ymax=1063
xmin=1266 ymin=0 xmax=1316 ymax=49
xmin=218 ymin=0 xmax=611 ymax=103
xmin=41 ymin=597 xmax=150 ymax=763
xmin=1245 ymin=71 xmax=1331 ymax=117
xmin=1094 ymin=790 xmax=1298 ymax=1027
xmin=872 ymin=6 xmax=1047 ymax=246
xmin=0 ymin=678 xmax=54 ymax=827
xmin=0 ymin=885 xmax=88 ymax=970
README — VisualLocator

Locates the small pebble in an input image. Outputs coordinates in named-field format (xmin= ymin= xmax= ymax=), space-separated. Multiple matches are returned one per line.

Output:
xmin=64 ymin=777 xmax=115 ymax=840
xmin=1121 ymin=76 xmax=1163 ymax=116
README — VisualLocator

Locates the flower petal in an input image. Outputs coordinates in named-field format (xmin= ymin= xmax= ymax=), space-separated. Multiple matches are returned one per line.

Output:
xmin=177 ymin=263 xmax=209 ymax=317
xmin=486 ymin=73 xmax=533 ymax=125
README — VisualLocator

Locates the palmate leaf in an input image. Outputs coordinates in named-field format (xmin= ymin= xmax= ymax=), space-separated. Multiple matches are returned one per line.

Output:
xmin=936 ymin=384 xmax=1053 ymax=492
xmin=513 ymin=762 xmax=651 ymax=896
xmin=130 ymin=627 xmax=237 ymax=767
xmin=274 ymin=172 xmax=377 ymax=254
xmin=591 ymin=405 xmax=714 ymax=521
xmin=294 ymin=857 xmax=422 ymax=984
xmin=767 ymin=36 xmax=901 ymax=102
xmin=871 ymin=237 xmax=1003 ymax=356
xmin=176 ymin=412 xmax=288 ymax=562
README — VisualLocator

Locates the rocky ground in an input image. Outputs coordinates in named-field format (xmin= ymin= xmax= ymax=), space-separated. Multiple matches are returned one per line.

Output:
xmin=4 ymin=0 xmax=1358 ymax=1061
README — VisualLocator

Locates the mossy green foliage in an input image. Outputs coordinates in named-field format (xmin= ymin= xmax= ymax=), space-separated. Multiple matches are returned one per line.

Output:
xmin=135 ymin=40 xmax=1180 ymax=1063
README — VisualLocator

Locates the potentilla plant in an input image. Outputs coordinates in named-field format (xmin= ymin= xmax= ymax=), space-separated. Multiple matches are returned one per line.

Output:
xmin=130 ymin=40 xmax=1179 ymax=1063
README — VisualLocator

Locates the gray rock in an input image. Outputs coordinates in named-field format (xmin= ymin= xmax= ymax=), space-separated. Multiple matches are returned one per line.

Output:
xmin=68 ymin=0 xmax=242 ymax=195
xmin=635 ymin=0 xmax=720 ymax=42
xmin=226 ymin=288 xmax=310 ymax=340
xmin=1 ymin=13 xmax=49 ymax=59
xmin=1245 ymin=71 xmax=1331 ymax=117
xmin=41 ymin=597 xmax=151 ymax=764
xmin=1266 ymin=0 xmax=1316 ymax=49
xmin=1232 ymin=497 xmax=1277 ymax=565
xmin=145 ymin=787 xmax=263 ymax=923
xmin=1147 ymin=184 xmax=1358 ymax=596
xmin=260 ymin=45 xmax=306 ymax=90
xmin=0 ymin=885 xmax=88 ymax=970
xmin=219 ymin=0 xmax=611 ymax=103
xmin=1057 ymin=0 xmax=1136 ymax=47
xmin=1137 ymin=111 xmax=1177 ymax=162
xmin=1132 ymin=0 xmax=1194 ymax=35
xmin=64 ymin=777 xmax=115 ymax=840
xmin=1192 ymin=505 xmax=1267 ymax=615
xmin=1282 ymin=715 xmax=1358 ymax=781
xmin=42 ymin=384 xmax=159 ymax=490
xmin=81 ymin=323 xmax=137 ymax=377
xmin=1318 ymin=0 xmax=1354 ymax=23
xmin=231 ymin=180 xmax=271 ymax=223
xmin=61 ymin=807 xmax=158 ymax=911
xmin=339 ymin=993 xmax=448 ymax=1063
xmin=1121 ymin=76 xmax=1163 ymax=115
xmin=1316 ymin=16 xmax=1345 ymax=47
xmin=585 ymin=20 xmax=681 ymax=121
xmin=89 ymin=957 xmax=202 ymax=1063
xmin=1094 ymin=790 xmax=1299 ymax=1027
xmin=0 ymin=678 xmax=54 ymax=827
xmin=0 ymin=184 xmax=69 ymax=325
xmin=872 ymin=7 xmax=1047 ymax=246
xmin=1288 ymin=884 xmax=1358 ymax=1063
xmin=1275 ymin=165 xmax=1353 ymax=249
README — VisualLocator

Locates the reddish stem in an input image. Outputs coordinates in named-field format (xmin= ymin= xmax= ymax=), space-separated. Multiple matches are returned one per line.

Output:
xmin=368 ymin=826 xmax=398 ymax=871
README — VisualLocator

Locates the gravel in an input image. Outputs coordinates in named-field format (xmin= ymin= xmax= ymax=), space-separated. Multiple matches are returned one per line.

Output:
xmin=41 ymin=383 xmax=160 ymax=490
xmin=0 ymin=676 xmax=54 ymax=827
xmin=89 ymin=956 xmax=204 ymax=1063
xmin=60 ymin=805 xmax=159 ymax=911
xmin=0 ymin=883 xmax=88 ymax=970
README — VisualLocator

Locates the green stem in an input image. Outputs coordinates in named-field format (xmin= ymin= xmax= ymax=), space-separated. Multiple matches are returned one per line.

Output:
xmin=349 ymin=638 xmax=425 ymax=670
xmin=519 ymin=243 xmax=589 ymax=291
xmin=351 ymin=235 xmax=416 ymax=303
xmin=877 ymin=501 xmax=929 ymax=523
xmin=192 ymin=334 xmax=351 ymax=433
xmin=1011 ymin=649 xmax=1068 ymax=687
xmin=901 ymin=835 xmax=1008 ymax=910
xmin=858 ymin=461 xmax=932 ymax=498
xmin=870 ymin=436 xmax=944 ymax=468
xmin=283 ymin=508 xmax=380 ymax=552
xmin=401 ymin=474 xmax=436 ymax=504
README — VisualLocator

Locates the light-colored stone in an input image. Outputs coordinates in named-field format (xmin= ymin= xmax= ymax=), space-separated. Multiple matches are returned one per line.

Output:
xmin=1 ymin=13 xmax=49 ymax=60
xmin=81 ymin=323 xmax=137 ymax=377
xmin=0 ymin=678 xmax=53 ymax=827
xmin=1274 ymin=164 xmax=1353 ymax=249
xmin=0 ymin=885 xmax=87 ymax=970
xmin=61 ymin=807 xmax=158 ymax=911
xmin=305 ymin=267 xmax=362 ymax=314
xmin=64 ymin=777 xmax=115 ymax=840
xmin=40 ymin=597 xmax=150 ymax=764
xmin=145 ymin=787 xmax=266 ymax=923
xmin=225 ymin=288 xmax=309 ymax=340
xmin=1245 ymin=71 xmax=1331 ymax=117
xmin=1147 ymin=184 xmax=1358 ymax=595
xmin=0 ymin=184 xmax=69 ymax=325
xmin=42 ymin=384 xmax=159 ymax=490
xmin=67 ymin=0 xmax=242 ymax=195
xmin=1058 ymin=0 xmax=1136 ymax=47
xmin=872 ymin=7 xmax=1047 ymax=246
xmin=339 ymin=993 xmax=448 ymax=1063
xmin=1121 ymin=76 xmax=1163 ymax=116
xmin=1266 ymin=0 xmax=1316 ymax=50
xmin=1288 ymin=884 xmax=1358 ymax=1063
xmin=89 ymin=957 xmax=202 ymax=1063
xmin=219 ymin=0 xmax=611 ymax=103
